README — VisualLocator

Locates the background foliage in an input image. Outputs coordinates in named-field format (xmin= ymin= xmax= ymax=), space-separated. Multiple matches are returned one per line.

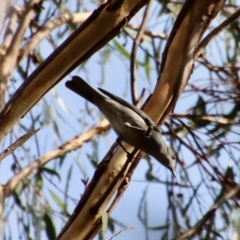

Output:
xmin=1 ymin=0 xmax=240 ymax=239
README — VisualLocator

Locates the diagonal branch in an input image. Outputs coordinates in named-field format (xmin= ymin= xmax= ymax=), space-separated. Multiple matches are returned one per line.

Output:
xmin=174 ymin=183 xmax=240 ymax=240
xmin=0 ymin=128 xmax=39 ymax=162
xmin=3 ymin=119 xmax=110 ymax=198
xmin=144 ymin=0 xmax=225 ymax=125
xmin=0 ymin=0 xmax=149 ymax=141
xmin=57 ymin=1 xmax=227 ymax=239
xmin=2 ymin=6 xmax=18 ymax=49
xmin=196 ymin=7 xmax=240 ymax=59
xmin=171 ymin=113 xmax=238 ymax=125
xmin=17 ymin=11 xmax=92 ymax=64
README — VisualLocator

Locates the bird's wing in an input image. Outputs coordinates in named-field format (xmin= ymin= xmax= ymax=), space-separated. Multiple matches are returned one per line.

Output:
xmin=98 ymin=88 xmax=160 ymax=132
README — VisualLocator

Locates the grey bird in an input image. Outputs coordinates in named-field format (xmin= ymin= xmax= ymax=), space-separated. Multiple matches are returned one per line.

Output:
xmin=66 ymin=76 xmax=176 ymax=176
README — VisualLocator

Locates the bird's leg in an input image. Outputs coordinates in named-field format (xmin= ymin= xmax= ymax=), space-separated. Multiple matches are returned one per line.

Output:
xmin=124 ymin=122 xmax=154 ymax=138
xmin=116 ymin=137 xmax=133 ymax=159
xmin=116 ymin=137 xmax=128 ymax=153
xmin=117 ymin=122 xmax=154 ymax=161
xmin=143 ymin=125 xmax=154 ymax=138
xmin=143 ymin=118 xmax=154 ymax=138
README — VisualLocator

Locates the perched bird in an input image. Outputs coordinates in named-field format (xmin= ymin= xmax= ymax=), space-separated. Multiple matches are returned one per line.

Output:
xmin=66 ymin=76 xmax=176 ymax=176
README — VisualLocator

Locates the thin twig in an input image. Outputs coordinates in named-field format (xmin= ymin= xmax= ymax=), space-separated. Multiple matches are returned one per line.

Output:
xmin=0 ymin=1 xmax=36 ymax=110
xmin=3 ymin=119 xmax=110 ymax=197
xmin=170 ymin=113 xmax=238 ymax=125
xmin=195 ymin=8 xmax=240 ymax=59
xmin=130 ymin=0 xmax=153 ymax=105
xmin=136 ymin=87 xmax=146 ymax=108
xmin=174 ymin=183 xmax=240 ymax=240
xmin=127 ymin=23 xmax=167 ymax=39
xmin=0 ymin=128 xmax=39 ymax=162
xmin=17 ymin=11 xmax=91 ymax=64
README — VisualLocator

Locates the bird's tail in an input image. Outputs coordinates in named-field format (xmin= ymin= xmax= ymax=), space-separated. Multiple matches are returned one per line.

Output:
xmin=65 ymin=76 xmax=103 ymax=105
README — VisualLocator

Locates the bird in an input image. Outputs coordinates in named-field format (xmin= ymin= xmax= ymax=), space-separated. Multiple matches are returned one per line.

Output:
xmin=66 ymin=76 xmax=176 ymax=176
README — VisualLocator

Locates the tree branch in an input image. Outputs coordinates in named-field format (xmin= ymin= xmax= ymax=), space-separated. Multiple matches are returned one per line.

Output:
xmin=170 ymin=113 xmax=238 ymax=125
xmin=17 ymin=11 xmax=92 ymax=64
xmin=0 ymin=0 xmax=149 ymax=141
xmin=130 ymin=0 xmax=153 ymax=105
xmin=0 ymin=0 xmax=36 ymax=110
xmin=3 ymin=119 xmax=110 ymax=198
xmin=196 ymin=7 xmax=240 ymax=59
xmin=0 ymin=128 xmax=39 ymax=162
xmin=174 ymin=183 xmax=240 ymax=240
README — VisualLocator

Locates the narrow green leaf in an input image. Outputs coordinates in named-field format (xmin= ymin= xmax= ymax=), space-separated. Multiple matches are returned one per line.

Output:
xmin=12 ymin=191 xmax=26 ymax=211
xmin=113 ymin=39 xmax=130 ymax=59
xmin=193 ymin=95 xmax=206 ymax=116
xmin=44 ymin=212 xmax=56 ymax=240
xmin=144 ymin=53 xmax=151 ymax=81
xmin=58 ymin=153 xmax=67 ymax=167
xmin=49 ymin=190 xmax=66 ymax=213
xmin=53 ymin=120 xmax=61 ymax=140
xmin=35 ymin=173 xmax=43 ymax=190
xmin=42 ymin=167 xmax=61 ymax=180
xmin=64 ymin=165 xmax=73 ymax=197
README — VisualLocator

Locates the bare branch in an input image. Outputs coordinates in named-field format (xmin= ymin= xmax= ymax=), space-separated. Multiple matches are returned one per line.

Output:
xmin=196 ymin=7 xmax=240 ymax=59
xmin=0 ymin=128 xmax=39 ymax=162
xmin=56 ymin=1 xmax=227 ymax=239
xmin=175 ymin=183 xmax=240 ymax=240
xmin=3 ymin=119 xmax=110 ymax=198
xmin=18 ymin=10 xmax=170 ymax=65
xmin=146 ymin=0 xmax=225 ymax=125
xmin=130 ymin=0 xmax=153 ymax=105
xmin=127 ymin=23 xmax=167 ymax=39
xmin=0 ymin=0 xmax=149 ymax=141
xmin=17 ymin=11 xmax=91 ymax=64
xmin=170 ymin=113 xmax=238 ymax=125
xmin=0 ymin=0 xmax=36 ymax=110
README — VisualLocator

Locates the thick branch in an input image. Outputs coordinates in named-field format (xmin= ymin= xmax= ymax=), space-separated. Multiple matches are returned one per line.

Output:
xmin=0 ymin=0 xmax=149 ymax=141
xmin=144 ymin=0 xmax=225 ymax=125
